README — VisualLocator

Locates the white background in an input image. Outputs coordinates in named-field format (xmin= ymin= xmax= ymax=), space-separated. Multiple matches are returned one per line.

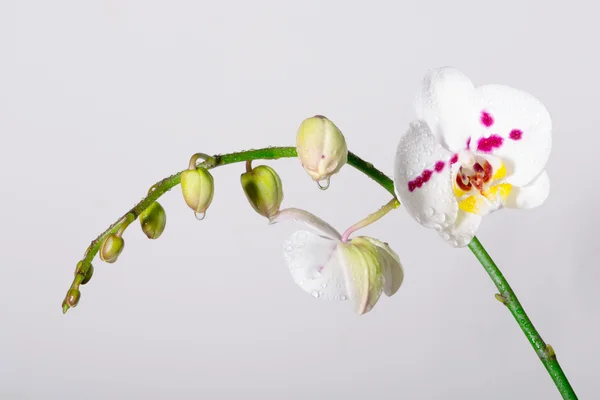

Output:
xmin=1 ymin=1 xmax=598 ymax=399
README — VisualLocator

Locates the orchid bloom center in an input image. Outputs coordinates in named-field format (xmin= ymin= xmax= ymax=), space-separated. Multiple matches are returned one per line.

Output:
xmin=452 ymin=151 xmax=512 ymax=216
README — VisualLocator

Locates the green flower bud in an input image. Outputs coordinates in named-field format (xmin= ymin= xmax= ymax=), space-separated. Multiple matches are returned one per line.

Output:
xmin=240 ymin=165 xmax=283 ymax=218
xmin=66 ymin=288 xmax=81 ymax=308
xmin=139 ymin=202 xmax=167 ymax=239
xmin=296 ymin=115 xmax=348 ymax=185
xmin=100 ymin=234 xmax=124 ymax=263
xmin=181 ymin=167 xmax=214 ymax=218
xmin=75 ymin=261 xmax=94 ymax=285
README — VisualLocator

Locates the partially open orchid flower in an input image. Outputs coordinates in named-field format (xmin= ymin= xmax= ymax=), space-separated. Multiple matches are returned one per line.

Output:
xmin=394 ymin=67 xmax=552 ymax=247
xmin=270 ymin=208 xmax=403 ymax=315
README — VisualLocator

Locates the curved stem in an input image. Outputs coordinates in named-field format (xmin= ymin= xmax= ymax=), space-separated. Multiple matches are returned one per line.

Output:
xmin=468 ymin=237 xmax=577 ymax=399
xmin=62 ymin=145 xmax=577 ymax=398
xmin=341 ymin=198 xmax=399 ymax=242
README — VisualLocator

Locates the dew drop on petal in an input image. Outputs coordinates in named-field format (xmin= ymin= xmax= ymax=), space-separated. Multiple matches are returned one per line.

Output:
xmin=307 ymin=266 xmax=323 ymax=279
xmin=317 ymin=178 xmax=331 ymax=190
xmin=339 ymin=295 xmax=347 ymax=301
xmin=284 ymin=245 xmax=294 ymax=253
xmin=311 ymin=290 xmax=320 ymax=298
xmin=194 ymin=211 xmax=206 ymax=220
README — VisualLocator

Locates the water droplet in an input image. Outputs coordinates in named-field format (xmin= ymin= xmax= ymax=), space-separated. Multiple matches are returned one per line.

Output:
xmin=339 ymin=295 xmax=347 ymax=301
xmin=194 ymin=212 xmax=206 ymax=220
xmin=311 ymin=290 xmax=320 ymax=298
xmin=307 ymin=268 xmax=323 ymax=279
xmin=321 ymin=283 xmax=328 ymax=288
xmin=317 ymin=178 xmax=330 ymax=190
xmin=285 ymin=245 xmax=294 ymax=252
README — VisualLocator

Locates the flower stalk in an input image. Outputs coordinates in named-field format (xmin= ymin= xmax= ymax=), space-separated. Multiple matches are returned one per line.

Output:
xmin=62 ymin=145 xmax=577 ymax=399
xmin=341 ymin=198 xmax=399 ymax=242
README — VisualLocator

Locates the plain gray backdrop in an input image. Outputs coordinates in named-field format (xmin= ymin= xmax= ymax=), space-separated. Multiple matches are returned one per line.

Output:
xmin=0 ymin=1 xmax=598 ymax=399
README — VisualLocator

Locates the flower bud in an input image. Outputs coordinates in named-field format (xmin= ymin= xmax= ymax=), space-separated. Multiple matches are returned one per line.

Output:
xmin=296 ymin=115 xmax=348 ymax=184
xmin=100 ymin=234 xmax=124 ymax=263
xmin=139 ymin=202 xmax=167 ymax=239
xmin=181 ymin=167 xmax=214 ymax=217
xmin=66 ymin=288 xmax=81 ymax=308
xmin=75 ymin=261 xmax=94 ymax=285
xmin=240 ymin=165 xmax=283 ymax=218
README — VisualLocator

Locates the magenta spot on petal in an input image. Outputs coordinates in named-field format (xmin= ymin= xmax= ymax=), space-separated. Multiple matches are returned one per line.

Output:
xmin=477 ymin=135 xmax=504 ymax=153
xmin=480 ymin=111 xmax=494 ymax=127
xmin=466 ymin=137 xmax=471 ymax=149
xmin=509 ymin=129 xmax=523 ymax=140
xmin=321 ymin=154 xmax=326 ymax=159
xmin=408 ymin=181 xmax=416 ymax=192
xmin=450 ymin=154 xmax=458 ymax=164
xmin=434 ymin=161 xmax=445 ymax=172
xmin=317 ymin=265 xmax=324 ymax=272
xmin=422 ymin=169 xmax=432 ymax=182
xmin=414 ymin=176 xmax=424 ymax=188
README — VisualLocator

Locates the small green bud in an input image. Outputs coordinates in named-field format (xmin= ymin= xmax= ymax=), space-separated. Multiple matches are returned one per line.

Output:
xmin=240 ymin=165 xmax=283 ymax=218
xmin=139 ymin=202 xmax=167 ymax=239
xmin=181 ymin=167 xmax=214 ymax=217
xmin=75 ymin=261 xmax=94 ymax=285
xmin=100 ymin=234 xmax=124 ymax=263
xmin=66 ymin=288 xmax=81 ymax=308
xmin=296 ymin=115 xmax=348 ymax=184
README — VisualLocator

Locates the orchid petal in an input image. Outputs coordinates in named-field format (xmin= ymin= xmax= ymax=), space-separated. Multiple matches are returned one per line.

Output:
xmin=337 ymin=239 xmax=384 ymax=315
xmin=439 ymin=210 xmax=482 ymax=248
xmin=357 ymin=237 xmax=404 ymax=297
xmin=415 ymin=67 xmax=478 ymax=152
xmin=394 ymin=120 xmax=458 ymax=230
xmin=271 ymin=208 xmax=341 ymax=240
xmin=472 ymin=84 xmax=552 ymax=187
xmin=505 ymin=170 xmax=550 ymax=209
xmin=283 ymin=230 xmax=348 ymax=300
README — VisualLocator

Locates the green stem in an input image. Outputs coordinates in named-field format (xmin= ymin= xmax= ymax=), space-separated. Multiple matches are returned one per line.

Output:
xmin=468 ymin=237 xmax=577 ymax=399
xmin=63 ymin=145 xmax=577 ymax=398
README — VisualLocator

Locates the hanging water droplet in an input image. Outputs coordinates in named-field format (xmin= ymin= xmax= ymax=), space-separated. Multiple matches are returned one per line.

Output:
xmin=194 ymin=211 xmax=206 ymax=220
xmin=311 ymin=290 xmax=320 ymax=298
xmin=317 ymin=178 xmax=330 ymax=190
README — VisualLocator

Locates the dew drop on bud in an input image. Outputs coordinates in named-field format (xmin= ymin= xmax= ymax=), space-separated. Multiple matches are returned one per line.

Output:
xmin=317 ymin=178 xmax=330 ymax=190
xmin=194 ymin=211 xmax=206 ymax=221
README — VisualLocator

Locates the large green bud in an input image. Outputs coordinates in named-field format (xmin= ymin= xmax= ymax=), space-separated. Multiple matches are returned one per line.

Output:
xmin=240 ymin=164 xmax=283 ymax=218
xmin=296 ymin=115 xmax=348 ymax=187
xmin=181 ymin=167 xmax=214 ymax=219
xmin=139 ymin=202 xmax=167 ymax=239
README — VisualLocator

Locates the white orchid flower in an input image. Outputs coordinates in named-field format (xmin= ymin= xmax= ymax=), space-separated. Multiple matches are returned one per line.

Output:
xmin=394 ymin=67 xmax=552 ymax=247
xmin=270 ymin=207 xmax=404 ymax=315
